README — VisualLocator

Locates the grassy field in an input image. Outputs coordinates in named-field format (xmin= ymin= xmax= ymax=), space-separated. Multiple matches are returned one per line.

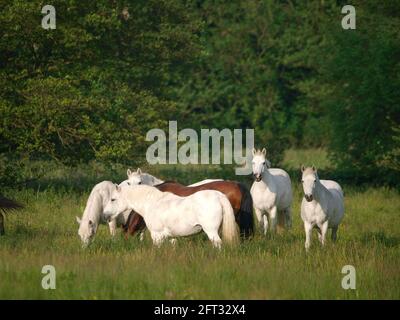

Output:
xmin=0 ymin=149 xmax=399 ymax=299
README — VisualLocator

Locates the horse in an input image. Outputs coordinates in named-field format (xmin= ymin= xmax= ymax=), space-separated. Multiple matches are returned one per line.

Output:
xmin=0 ymin=195 xmax=23 ymax=235
xmin=300 ymin=166 xmax=344 ymax=251
xmin=124 ymin=171 xmax=254 ymax=238
xmin=155 ymin=181 xmax=253 ymax=238
xmin=75 ymin=181 xmax=132 ymax=247
xmin=122 ymin=168 xmax=164 ymax=186
xmin=250 ymin=148 xmax=293 ymax=234
xmin=120 ymin=167 xmax=222 ymax=187
xmin=118 ymin=168 xmax=225 ymax=239
xmin=103 ymin=184 xmax=239 ymax=248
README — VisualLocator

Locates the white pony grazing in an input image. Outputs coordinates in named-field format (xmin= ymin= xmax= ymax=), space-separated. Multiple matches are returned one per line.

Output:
xmin=121 ymin=168 xmax=222 ymax=187
xmin=103 ymin=184 xmax=239 ymax=248
xmin=250 ymin=148 xmax=293 ymax=234
xmin=76 ymin=181 xmax=131 ymax=247
xmin=300 ymin=166 xmax=344 ymax=251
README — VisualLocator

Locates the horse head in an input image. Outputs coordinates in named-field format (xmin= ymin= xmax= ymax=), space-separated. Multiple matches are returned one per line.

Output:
xmin=251 ymin=148 xmax=271 ymax=181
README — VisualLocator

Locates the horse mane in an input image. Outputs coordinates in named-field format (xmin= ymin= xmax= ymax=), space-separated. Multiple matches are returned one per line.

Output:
xmin=153 ymin=180 xmax=177 ymax=187
xmin=81 ymin=182 xmax=112 ymax=223
xmin=0 ymin=195 xmax=23 ymax=213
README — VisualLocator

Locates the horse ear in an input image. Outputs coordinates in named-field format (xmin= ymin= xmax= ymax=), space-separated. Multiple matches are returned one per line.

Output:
xmin=301 ymin=165 xmax=305 ymax=172
xmin=252 ymin=148 xmax=256 ymax=156
xmin=127 ymin=168 xmax=132 ymax=177
xmin=76 ymin=216 xmax=81 ymax=225
xmin=137 ymin=168 xmax=142 ymax=174
xmin=262 ymin=148 xmax=266 ymax=156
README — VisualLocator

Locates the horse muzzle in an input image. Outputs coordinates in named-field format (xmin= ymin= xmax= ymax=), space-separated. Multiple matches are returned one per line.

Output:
xmin=304 ymin=194 xmax=313 ymax=202
xmin=254 ymin=174 xmax=262 ymax=182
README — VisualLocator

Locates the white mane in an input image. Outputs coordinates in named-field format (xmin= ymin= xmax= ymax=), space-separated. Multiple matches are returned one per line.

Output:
xmin=76 ymin=181 xmax=131 ymax=247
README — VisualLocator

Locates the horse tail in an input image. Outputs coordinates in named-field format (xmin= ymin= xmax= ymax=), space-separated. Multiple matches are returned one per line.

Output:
xmin=0 ymin=195 xmax=23 ymax=213
xmin=0 ymin=195 xmax=23 ymax=236
xmin=237 ymin=183 xmax=254 ymax=238
xmin=219 ymin=194 xmax=239 ymax=245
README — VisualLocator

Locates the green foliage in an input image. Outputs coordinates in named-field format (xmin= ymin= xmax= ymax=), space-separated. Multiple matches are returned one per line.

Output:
xmin=316 ymin=1 xmax=400 ymax=182
xmin=176 ymin=0 xmax=399 ymax=179
xmin=177 ymin=1 xmax=338 ymax=164
xmin=0 ymin=1 xmax=398 ymax=184
xmin=0 ymin=0 xmax=202 ymax=164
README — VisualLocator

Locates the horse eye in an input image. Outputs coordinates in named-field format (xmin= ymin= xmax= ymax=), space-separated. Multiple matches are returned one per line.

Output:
xmin=138 ymin=182 xmax=142 ymax=185
xmin=111 ymin=199 xmax=116 ymax=202
xmin=127 ymin=182 xmax=131 ymax=186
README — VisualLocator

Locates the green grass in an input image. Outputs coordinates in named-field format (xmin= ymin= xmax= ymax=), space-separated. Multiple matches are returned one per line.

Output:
xmin=0 ymin=149 xmax=399 ymax=299
xmin=283 ymin=148 xmax=332 ymax=170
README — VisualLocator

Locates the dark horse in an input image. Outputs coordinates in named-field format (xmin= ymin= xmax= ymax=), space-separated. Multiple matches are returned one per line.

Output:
xmin=123 ymin=180 xmax=254 ymax=239
xmin=0 ymin=195 xmax=23 ymax=235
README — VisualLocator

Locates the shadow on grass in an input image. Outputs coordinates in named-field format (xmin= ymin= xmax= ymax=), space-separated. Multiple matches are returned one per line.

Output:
xmin=360 ymin=231 xmax=400 ymax=248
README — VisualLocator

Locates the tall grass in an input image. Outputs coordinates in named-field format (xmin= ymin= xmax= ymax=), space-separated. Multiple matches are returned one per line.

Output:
xmin=0 ymin=149 xmax=399 ymax=299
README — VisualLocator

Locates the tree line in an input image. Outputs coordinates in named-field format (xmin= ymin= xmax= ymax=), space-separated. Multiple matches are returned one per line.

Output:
xmin=0 ymin=0 xmax=399 ymax=185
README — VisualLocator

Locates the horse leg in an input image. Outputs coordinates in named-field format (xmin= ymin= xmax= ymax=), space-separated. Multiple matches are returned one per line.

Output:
xmin=262 ymin=215 xmax=269 ymax=235
xmin=108 ymin=219 xmax=117 ymax=237
xmin=316 ymin=226 xmax=322 ymax=242
xmin=284 ymin=207 xmax=292 ymax=229
xmin=254 ymin=207 xmax=263 ymax=233
xmin=304 ymin=222 xmax=313 ymax=251
xmin=151 ymin=232 xmax=167 ymax=247
xmin=331 ymin=226 xmax=338 ymax=242
xmin=319 ymin=221 xmax=329 ymax=246
xmin=203 ymin=228 xmax=222 ymax=248
xmin=0 ymin=212 xmax=4 ymax=235
xmin=269 ymin=206 xmax=278 ymax=233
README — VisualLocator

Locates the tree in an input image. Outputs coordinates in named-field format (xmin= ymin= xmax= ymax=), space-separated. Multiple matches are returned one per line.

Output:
xmin=318 ymin=0 xmax=400 ymax=181
xmin=176 ymin=0 xmax=338 ymax=164
xmin=0 ymin=0 xmax=202 ymax=164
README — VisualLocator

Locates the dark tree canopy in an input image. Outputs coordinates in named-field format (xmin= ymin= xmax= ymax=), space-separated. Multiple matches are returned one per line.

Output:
xmin=0 ymin=0 xmax=399 ymax=184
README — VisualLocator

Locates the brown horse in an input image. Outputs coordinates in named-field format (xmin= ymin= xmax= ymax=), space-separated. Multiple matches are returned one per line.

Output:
xmin=0 ymin=195 xmax=23 ymax=235
xmin=123 ymin=180 xmax=254 ymax=239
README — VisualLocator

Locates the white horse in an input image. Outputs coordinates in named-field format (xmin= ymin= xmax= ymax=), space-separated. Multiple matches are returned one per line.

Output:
xmin=300 ymin=166 xmax=344 ymax=251
xmin=250 ymin=148 xmax=293 ymax=234
xmin=119 ymin=168 xmax=224 ymax=242
xmin=103 ymin=184 xmax=239 ymax=248
xmin=120 ymin=168 xmax=222 ymax=187
xmin=75 ymin=181 xmax=131 ymax=247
